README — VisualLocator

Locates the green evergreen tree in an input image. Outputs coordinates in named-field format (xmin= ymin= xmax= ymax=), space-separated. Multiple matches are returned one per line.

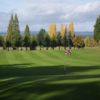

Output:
xmin=6 ymin=14 xmax=21 ymax=50
xmin=43 ymin=33 xmax=50 ymax=50
xmin=5 ymin=14 xmax=14 ymax=48
xmin=37 ymin=29 xmax=46 ymax=50
xmin=12 ymin=14 xmax=21 ymax=49
xmin=19 ymin=35 xmax=23 ymax=50
xmin=50 ymin=36 xmax=57 ymax=50
xmin=14 ymin=14 xmax=20 ymax=35
xmin=5 ymin=16 xmax=13 ymax=51
xmin=30 ymin=36 xmax=37 ymax=50
xmin=57 ymin=32 xmax=62 ymax=50
xmin=5 ymin=37 xmax=11 ymax=51
xmin=94 ymin=16 xmax=100 ymax=42
xmin=0 ymin=35 xmax=3 ymax=48
xmin=62 ymin=33 xmax=68 ymax=50
xmin=23 ymin=24 xmax=31 ymax=50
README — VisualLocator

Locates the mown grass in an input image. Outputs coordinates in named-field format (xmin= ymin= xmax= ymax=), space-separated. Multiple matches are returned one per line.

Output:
xmin=0 ymin=47 xmax=100 ymax=100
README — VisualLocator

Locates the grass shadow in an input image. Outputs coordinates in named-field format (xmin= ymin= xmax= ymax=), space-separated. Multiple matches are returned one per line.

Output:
xmin=0 ymin=64 xmax=100 ymax=78
xmin=0 ymin=64 xmax=100 ymax=100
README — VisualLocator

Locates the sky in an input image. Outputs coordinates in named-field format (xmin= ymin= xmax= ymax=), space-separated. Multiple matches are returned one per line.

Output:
xmin=0 ymin=0 xmax=100 ymax=32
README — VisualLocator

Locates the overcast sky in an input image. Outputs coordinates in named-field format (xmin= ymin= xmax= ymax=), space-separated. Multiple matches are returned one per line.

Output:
xmin=0 ymin=0 xmax=100 ymax=32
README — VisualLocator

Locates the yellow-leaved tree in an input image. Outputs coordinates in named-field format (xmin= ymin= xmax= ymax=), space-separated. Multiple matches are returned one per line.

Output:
xmin=60 ymin=24 xmax=67 ymax=39
xmin=68 ymin=21 xmax=74 ymax=37
xmin=48 ymin=23 xmax=57 ymax=39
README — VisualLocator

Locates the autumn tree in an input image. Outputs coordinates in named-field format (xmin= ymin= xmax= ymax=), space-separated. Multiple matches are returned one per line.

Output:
xmin=68 ymin=21 xmax=74 ymax=37
xmin=60 ymin=24 xmax=66 ymax=39
xmin=48 ymin=23 xmax=57 ymax=39
xmin=73 ymin=36 xmax=85 ymax=48
xmin=84 ymin=37 xmax=97 ymax=47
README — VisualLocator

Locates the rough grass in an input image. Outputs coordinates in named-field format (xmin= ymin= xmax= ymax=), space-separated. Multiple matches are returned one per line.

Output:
xmin=0 ymin=47 xmax=100 ymax=100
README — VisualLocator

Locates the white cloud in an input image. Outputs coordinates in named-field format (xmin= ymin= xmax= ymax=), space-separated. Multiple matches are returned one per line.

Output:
xmin=75 ymin=1 xmax=100 ymax=13
xmin=0 ymin=0 xmax=100 ymax=32
xmin=61 ymin=1 xmax=100 ymax=21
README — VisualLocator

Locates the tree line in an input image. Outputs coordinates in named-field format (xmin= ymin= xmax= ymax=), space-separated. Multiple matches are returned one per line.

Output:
xmin=0 ymin=14 xmax=100 ymax=51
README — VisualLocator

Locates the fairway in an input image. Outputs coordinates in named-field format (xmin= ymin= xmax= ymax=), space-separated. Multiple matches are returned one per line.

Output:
xmin=0 ymin=48 xmax=100 ymax=100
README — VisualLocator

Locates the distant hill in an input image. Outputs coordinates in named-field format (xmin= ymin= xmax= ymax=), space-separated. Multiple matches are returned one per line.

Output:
xmin=75 ymin=31 xmax=93 ymax=38
xmin=0 ymin=31 xmax=38 ymax=36
xmin=0 ymin=31 xmax=93 ymax=37
xmin=75 ymin=31 xmax=93 ymax=36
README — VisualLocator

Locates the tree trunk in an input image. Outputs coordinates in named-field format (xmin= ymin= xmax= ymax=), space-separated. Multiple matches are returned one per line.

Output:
xmin=13 ymin=47 xmax=16 ymax=50
xmin=64 ymin=47 xmax=66 ymax=50
xmin=7 ymin=47 xmax=9 ymax=51
xmin=52 ymin=47 xmax=54 ymax=50
xmin=21 ymin=47 xmax=23 ymax=51
xmin=26 ymin=47 xmax=28 ymax=51
xmin=40 ymin=46 xmax=41 ymax=50
xmin=59 ymin=46 xmax=60 ymax=50
xmin=46 ymin=47 xmax=48 ymax=50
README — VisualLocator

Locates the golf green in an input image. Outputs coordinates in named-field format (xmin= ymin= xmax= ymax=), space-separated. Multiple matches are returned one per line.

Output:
xmin=0 ymin=47 xmax=100 ymax=100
